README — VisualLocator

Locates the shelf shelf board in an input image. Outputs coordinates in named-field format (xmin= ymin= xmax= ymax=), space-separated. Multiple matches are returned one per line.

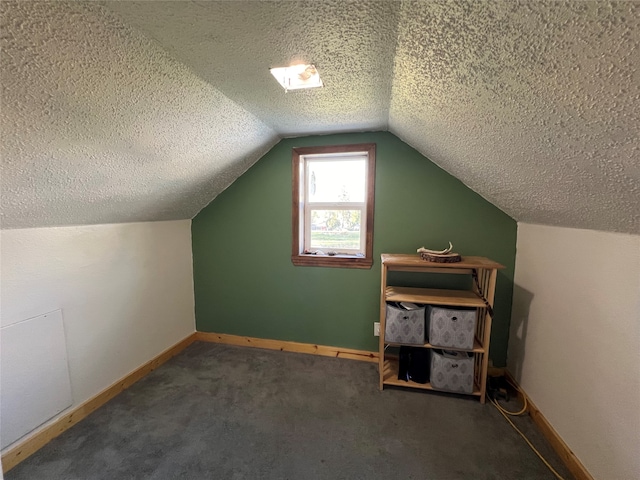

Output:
xmin=381 ymin=254 xmax=504 ymax=271
xmin=382 ymin=359 xmax=481 ymax=396
xmin=385 ymin=337 xmax=484 ymax=353
xmin=385 ymin=286 xmax=486 ymax=308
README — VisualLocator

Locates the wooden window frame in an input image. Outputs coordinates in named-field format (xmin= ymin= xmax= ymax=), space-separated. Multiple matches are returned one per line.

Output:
xmin=291 ymin=143 xmax=375 ymax=269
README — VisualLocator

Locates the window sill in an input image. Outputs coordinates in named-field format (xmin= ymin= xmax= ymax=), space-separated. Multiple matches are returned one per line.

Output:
xmin=291 ymin=253 xmax=373 ymax=269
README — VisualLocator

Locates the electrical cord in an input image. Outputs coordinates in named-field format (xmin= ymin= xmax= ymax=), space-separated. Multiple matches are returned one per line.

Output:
xmin=491 ymin=385 xmax=528 ymax=416
xmin=489 ymin=386 xmax=566 ymax=480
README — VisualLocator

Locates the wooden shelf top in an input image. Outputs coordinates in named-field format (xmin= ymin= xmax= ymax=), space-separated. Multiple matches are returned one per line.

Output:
xmin=381 ymin=254 xmax=504 ymax=270
xmin=385 ymin=286 xmax=486 ymax=307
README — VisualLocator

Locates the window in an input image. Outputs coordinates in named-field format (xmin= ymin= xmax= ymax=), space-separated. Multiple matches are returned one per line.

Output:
xmin=292 ymin=143 xmax=375 ymax=268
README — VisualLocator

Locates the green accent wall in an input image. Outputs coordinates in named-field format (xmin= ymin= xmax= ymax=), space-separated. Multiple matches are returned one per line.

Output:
xmin=192 ymin=132 xmax=517 ymax=366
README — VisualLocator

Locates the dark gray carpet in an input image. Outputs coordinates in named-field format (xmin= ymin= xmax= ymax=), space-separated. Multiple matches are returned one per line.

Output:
xmin=7 ymin=342 xmax=572 ymax=479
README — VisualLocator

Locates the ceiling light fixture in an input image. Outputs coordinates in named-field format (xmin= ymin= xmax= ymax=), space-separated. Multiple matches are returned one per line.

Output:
xmin=269 ymin=64 xmax=323 ymax=92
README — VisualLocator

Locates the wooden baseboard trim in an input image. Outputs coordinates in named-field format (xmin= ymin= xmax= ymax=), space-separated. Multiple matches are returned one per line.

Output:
xmin=2 ymin=332 xmax=198 ymax=473
xmin=196 ymin=332 xmax=378 ymax=363
xmin=505 ymin=371 xmax=594 ymax=480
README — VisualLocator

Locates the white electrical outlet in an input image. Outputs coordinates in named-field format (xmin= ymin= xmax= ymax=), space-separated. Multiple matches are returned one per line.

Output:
xmin=374 ymin=322 xmax=380 ymax=336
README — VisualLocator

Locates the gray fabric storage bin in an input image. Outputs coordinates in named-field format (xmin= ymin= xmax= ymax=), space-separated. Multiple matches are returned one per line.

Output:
xmin=385 ymin=303 xmax=425 ymax=345
xmin=427 ymin=305 xmax=477 ymax=349
xmin=430 ymin=349 xmax=474 ymax=394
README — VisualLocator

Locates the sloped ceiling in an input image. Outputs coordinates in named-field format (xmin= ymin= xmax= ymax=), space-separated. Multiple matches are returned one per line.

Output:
xmin=1 ymin=1 xmax=638 ymax=233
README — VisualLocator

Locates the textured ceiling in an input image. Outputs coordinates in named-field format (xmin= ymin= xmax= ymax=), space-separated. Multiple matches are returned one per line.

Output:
xmin=390 ymin=0 xmax=639 ymax=234
xmin=1 ymin=1 xmax=638 ymax=233
xmin=105 ymin=0 xmax=400 ymax=136
xmin=0 ymin=1 xmax=277 ymax=228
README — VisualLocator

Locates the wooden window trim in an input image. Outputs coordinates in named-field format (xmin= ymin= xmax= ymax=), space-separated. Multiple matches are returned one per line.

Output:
xmin=292 ymin=143 xmax=375 ymax=269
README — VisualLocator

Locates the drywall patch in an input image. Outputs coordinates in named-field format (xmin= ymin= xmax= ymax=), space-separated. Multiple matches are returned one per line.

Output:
xmin=1 ymin=310 xmax=72 ymax=449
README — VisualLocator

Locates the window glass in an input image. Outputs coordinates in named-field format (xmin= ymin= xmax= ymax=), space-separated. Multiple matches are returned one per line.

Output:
xmin=307 ymin=159 xmax=366 ymax=203
xmin=309 ymin=209 xmax=362 ymax=251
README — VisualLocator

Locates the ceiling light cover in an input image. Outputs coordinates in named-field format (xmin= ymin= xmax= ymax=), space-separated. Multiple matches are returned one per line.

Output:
xmin=270 ymin=64 xmax=323 ymax=92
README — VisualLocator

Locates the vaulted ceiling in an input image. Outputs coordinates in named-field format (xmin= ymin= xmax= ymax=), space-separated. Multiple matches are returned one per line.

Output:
xmin=1 ymin=1 xmax=638 ymax=233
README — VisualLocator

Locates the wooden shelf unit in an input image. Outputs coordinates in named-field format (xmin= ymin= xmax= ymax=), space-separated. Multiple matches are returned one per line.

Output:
xmin=378 ymin=254 xmax=504 ymax=403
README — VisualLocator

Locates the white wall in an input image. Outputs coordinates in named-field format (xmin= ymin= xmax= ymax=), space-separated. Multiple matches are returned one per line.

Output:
xmin=508 ymin=223 xmax=640 ymax=480
xmin=0 ymin=220 xmax=195 ymax=451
